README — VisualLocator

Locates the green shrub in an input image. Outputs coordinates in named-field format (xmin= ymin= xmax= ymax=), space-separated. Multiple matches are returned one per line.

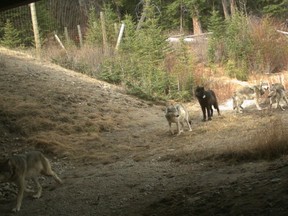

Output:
xmin=98 ymin=57 xmax=123 ymax=84
xmin=99 ymin=14 xmax=174 ymax=101
xmin=1 ymin=19 xmax=22 ymax=48
xmin=207 ymin=9 xmax=226 ymax=63
xmin=225 ymin=59 xmax=248 ymax=81
xmin=225 ymin=12 xmax=253 ymax=69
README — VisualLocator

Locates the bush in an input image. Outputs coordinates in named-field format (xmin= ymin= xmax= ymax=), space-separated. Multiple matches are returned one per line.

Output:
xmin=98 ymin=56 xmax=123 ymax=84
xmin=1 ymin=19 xmax=22 ymax=48
xmin=249 ymin=17 xmax=288 ymax=73
xmin=99 ymin=15 xmax=174 ymax=101
xmin=225 ymin=59 xmax=248 ymax=81
xmin=208 ymin=12 xmax=288 ymax=76
xmin=208 ymin=9 xmax=226 ymax=63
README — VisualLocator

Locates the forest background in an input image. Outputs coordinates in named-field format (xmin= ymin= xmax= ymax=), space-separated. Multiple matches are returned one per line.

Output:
xmin=0 ymin=0 xmax=287 ymax=102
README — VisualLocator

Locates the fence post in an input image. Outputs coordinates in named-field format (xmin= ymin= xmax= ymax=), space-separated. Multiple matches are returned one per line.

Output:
xmin=100 ymin=11 xmax=108 ymax=55
xmin=77 ymin=24 xmax=83 ymax=47
xmin=64 ymin=27 xmax=70 ymax=43
xmin=115 ymin=23 xmax=125 ymax=51
xmin=29 ymin=3 xmax=41 ymax=58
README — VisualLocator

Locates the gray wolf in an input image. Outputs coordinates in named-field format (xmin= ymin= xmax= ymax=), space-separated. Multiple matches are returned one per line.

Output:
xmin=0 ymin=151 xmax=63 ymax=212
xmin=268 ymin=83 xmax=288 ymax=110
xmin=165 ymin=103 xmax=192 ymax=135
xmin=195 ymin=86 xmax=220 ymax=121
xmin=232 ymin=82 xmax=269 ymax=113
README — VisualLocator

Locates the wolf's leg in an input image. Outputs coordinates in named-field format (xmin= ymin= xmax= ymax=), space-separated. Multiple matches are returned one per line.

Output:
xmin=176 ymin=122 xmax=182 ymax=135
xmin=254 ymin=98 xmax=262 ymax=110
xmin=42 ymin=157 xmax=63 ymax=184
xmin=180 ymin=121 xmax=185 ymax=133
xmin=185 ymin=119 xmax=192 ymax=131
xmin=269 ymin=97 xmax=273 ymax=110
xmin=168 ymin=122 xmax=174 ymax=134
xmin=236 ymin=105 xmax=240 ymax=113
xmin=32 ymin=177 xmax=42 ymax=199
xmin=238 ymin=97 xmax=244 ymax=113
xmin=214 ymin=104 xmax=221 ymax=116
xmin=207 ymin=107 xmax=212 ymax=120
xmin=276 ymin=95 xmax=285 ymax=110
xmin=201 ymin=106 xmax=206 ymax=121
xmin=233 ymin=96 xmax=240 ymax=113
xmin=210 ymin=106 xmax=214 ymax=117
xmin=13 ymin=177 xmax=25 ymax=212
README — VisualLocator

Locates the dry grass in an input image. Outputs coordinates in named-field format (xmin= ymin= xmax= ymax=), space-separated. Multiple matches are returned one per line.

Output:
xmin=218 ymin=117 xmax=288 ymax=162
xmin=158 ymin=113 xmax=288 ymax=164
xmin=0 ymin=51 xmax=128 ymax=164
xmin=42 ymin=44 xmax=108 ymax=77
xmin=249 ymin=17 xmax=288 ymax=73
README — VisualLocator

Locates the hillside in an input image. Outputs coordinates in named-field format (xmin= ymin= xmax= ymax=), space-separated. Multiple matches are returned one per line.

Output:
xmin=1 ymin=47 xmax=288 ymax=216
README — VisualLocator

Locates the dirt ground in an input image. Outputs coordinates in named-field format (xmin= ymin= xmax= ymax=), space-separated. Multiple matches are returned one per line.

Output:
xmin=1 ymin=47 xmax=288 ymax=216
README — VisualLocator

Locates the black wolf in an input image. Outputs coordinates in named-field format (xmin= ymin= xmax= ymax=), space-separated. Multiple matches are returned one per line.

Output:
xmin=195 ymin=86 xmax=220 ymax=121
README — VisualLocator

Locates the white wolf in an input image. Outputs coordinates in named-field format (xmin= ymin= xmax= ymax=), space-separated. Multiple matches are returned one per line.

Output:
xmin=232 ymin=82 xmax=269 ymax=113
xmin=165 ymin=104 xmax=192 ymax=135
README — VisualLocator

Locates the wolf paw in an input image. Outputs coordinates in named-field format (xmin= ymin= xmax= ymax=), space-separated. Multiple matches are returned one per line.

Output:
xmin=12 ymin=207 xmax=20 ymax=212
xmin=33 ymin=194 xmax=41 ymax=199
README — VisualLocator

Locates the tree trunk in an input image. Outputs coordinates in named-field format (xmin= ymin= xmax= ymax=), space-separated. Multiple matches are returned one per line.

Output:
xmin=180 ymin=2 xmax=183 ymax=33
xmin=222 ymin=0 xmax=230 ymax=19
xmin=192 ymin=16 xmax=202 ymax=35
xmin=192 ymin=6 xmax=202 ymax=35
xmin=230 ymin=0 xmax=237 ymax=15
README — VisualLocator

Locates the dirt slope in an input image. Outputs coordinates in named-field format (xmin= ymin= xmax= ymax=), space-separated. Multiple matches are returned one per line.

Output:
xmin=1 ymin=47 xmax=288 ymax=216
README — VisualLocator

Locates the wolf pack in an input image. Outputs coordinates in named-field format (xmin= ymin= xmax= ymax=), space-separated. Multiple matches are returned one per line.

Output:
xmin=0 ymin=81 xmax=287 ymax=213
xmin=165 ymin=81 xmax=288 ymax=136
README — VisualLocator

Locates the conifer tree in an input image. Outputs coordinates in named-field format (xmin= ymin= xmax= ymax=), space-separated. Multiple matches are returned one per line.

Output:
xmin=1 ymin=19 xmax=22 ymax=48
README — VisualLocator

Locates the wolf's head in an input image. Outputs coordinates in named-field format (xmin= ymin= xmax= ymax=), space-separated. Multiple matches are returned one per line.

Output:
xmin=259 ymin=81 xmax=270 ymax=95
xmin=165 ymin=105 xmax=180 ymax=121
xmin=195 ymin=86 xmax=206 ymax=99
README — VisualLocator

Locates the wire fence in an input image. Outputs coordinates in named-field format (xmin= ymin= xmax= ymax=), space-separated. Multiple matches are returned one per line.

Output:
xmin=0 ymin=0 xmax=92 ymax=48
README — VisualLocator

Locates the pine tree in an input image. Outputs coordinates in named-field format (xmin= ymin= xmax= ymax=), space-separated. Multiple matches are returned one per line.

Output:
xmin=85 ymin=7 xmax=102 ymax=45
xmin=1 ymin=19 xmax=22 ymax=48
xmin=208 ymin=10 xmax=225 ymax=39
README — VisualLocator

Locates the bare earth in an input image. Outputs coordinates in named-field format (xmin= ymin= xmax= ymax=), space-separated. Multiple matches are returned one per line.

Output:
xmin=1 ymin=48 xmax=288 ymax=216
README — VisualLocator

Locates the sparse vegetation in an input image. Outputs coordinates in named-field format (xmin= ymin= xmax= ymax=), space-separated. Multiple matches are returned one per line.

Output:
xmin=0 ymin=2 xmax=288 ymax=164
xmin=1 ymin=2 xmax=288 ymax=215
xmin=1 ymin=1 xmax=287 ymax=101
xmin=1 ymin=49 xmax=287 ymax=165
xmin=208 ymin=12 xmax=288 ymax=79
xmin=218 ymin=117 xmax=288 ymax=162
